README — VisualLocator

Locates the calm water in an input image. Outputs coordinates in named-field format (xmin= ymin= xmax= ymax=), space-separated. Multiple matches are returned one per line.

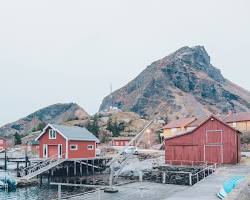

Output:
xmin=0 ymin=184 xmax=92 ymax=200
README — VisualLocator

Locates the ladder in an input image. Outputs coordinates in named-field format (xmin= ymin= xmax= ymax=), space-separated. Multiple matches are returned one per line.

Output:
xmin=20 ymin=154 xmax=66 ymax=180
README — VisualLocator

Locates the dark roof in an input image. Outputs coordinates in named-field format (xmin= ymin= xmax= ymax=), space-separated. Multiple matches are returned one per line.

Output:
xmin=36 ymin=124 xmax=100 ymax=142
xmin=165 ymin=115 xmax=241 ymax=141
xmin=163 ymin=117 xmax=196 ymax=129
xmin=224 ymin=112 xmax=250 ymax=123
xmin=27 ymin=140 xmax=39 ymax=145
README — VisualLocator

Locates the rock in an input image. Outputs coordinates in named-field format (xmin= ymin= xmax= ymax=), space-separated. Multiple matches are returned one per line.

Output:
xmin=99 ymin=46 xmax=250 ymax=120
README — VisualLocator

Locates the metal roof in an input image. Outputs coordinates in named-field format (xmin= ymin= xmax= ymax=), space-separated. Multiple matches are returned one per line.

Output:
xmin=51 ymin=124 xmax=99 ymax=142
xmin=36 ymin=124 xmax=99 ymax=142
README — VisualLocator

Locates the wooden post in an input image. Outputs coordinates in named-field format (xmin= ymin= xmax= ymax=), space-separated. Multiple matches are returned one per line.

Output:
xmin=80 ymin=163 xmax=83 ymax=176
xmin=162 ymin=172 xmax=166 ymax=184
xmin=92 ymin=160 xmax=94 ymax=174
xmin=189 ymin=173 xmax=192 ymax=186
xmin=66 ymin=165 xmax=69 ymax=176
xmin=86 ymin=160 xmax=89 ymax=175
xmin=139 ymin=171 xmax=143 ymax=182
xmin=16 ymin=162 xmax=19 ymax=177
xmin=40 ymin=175 xmax=43 ymax=186
xmin=58 ymin=184 xmax=62 ymax=200
xmin=74 ymin=161 xmax=77 ymax=176
xmin=4 ymin=150 xmax=7 ymax=171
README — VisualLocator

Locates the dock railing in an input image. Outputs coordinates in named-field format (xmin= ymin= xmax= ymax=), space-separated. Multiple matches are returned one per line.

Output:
xmin=19 ymin=153 xmax=66 ymax=178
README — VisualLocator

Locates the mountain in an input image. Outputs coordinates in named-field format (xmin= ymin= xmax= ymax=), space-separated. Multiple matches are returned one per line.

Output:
xmin=100 ymin=46 xmax=250 ymax=120
xmin=0 ymin=103 xmax=89 ymax=136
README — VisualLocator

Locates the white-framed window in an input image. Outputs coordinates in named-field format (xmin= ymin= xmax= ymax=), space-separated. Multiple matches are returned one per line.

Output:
xmin=232 ymin=122 xmax=237 ymax=128
xmin=70 ymin=144 xmax=78 ymax=150
xmin=87 ymin=145 xmax=94 ymax=150
xmin=49 ymin=129 xmax=57 ymax=139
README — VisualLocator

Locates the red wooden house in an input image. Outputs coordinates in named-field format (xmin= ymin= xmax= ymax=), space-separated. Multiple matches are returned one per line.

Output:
xmin=165 ymin=115 xmax=241 ymax=165
xmin=36 ymin=124 xmax=99 ymax=160
xmin=0 ymin=137 xmax=6 ymax=151
xmin=112 ymin=137 xmax=134 ymax=146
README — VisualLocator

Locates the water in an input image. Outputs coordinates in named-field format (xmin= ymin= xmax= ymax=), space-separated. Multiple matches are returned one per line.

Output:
xmin=0 ymin=184 xmax=92 ymax=200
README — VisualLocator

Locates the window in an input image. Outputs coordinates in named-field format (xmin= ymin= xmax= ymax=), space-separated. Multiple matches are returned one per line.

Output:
xmin=232 ymin=122 xmax=237 ymax=128
xmin=49 ymin=129 xmax=57 ymax=139
xmin=70 ymin=145 xmax=78 ymax=150
xmin=87 ymin=145 xmax=94 ymax=150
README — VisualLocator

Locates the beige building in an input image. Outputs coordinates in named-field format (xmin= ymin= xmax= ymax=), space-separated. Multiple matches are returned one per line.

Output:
xmin=162 ymin=117 xmax=197 ymax=138
xmin=224 ymin=112 xmax=250 ymax=133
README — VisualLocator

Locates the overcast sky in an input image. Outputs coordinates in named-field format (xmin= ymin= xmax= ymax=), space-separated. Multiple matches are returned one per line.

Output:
xmin=0 ymin=0 xmax=249 ymax=126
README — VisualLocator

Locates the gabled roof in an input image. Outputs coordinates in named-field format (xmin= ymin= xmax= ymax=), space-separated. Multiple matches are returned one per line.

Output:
xmin=187 ymin=116 xmax=208 ymax=127
xmin=165 ymin=115 xmax=241 ymax=141
xmin=163 ymin=117 xmax=196 ymax=129
xmin=224 ymin=112 xmax=250 ymax=123
xmin=36 ymin=124 xmax=100 ymax=143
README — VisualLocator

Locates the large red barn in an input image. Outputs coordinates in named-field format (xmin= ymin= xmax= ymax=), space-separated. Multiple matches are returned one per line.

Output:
xmin=36 ymin=124 xmax=99 ymax=160
xmin=165 ymin=116 xmax=241 ymax=165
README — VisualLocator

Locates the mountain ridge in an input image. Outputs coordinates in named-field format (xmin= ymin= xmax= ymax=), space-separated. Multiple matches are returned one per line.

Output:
xmin=100 ymin=46 xmax=250 ymax=120
xmin=0 ymin=103 xmax=89 ymax=137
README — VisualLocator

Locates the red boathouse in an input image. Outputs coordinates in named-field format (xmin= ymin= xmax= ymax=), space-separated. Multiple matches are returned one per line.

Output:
xmin=165 ymin=115 xmax=241 ymax=165
xmin=0 ymin=137 xmax=6 ymax=151
xmin=36 ymin=124 xmax=99 ymax=160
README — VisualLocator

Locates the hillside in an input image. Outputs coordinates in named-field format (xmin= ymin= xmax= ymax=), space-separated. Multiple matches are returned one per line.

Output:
xmin=0 ymin=103 xmax=89 ymax=137
xmin=100 ymin=46 xmax=250 ymax=120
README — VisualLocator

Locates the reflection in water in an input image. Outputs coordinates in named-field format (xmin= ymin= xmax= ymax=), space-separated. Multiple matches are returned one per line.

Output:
xmin=0 ymin=184 xmax=91 ymax=200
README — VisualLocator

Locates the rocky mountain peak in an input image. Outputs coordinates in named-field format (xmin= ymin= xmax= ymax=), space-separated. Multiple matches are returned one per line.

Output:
xmin=100 ymin=46 xmax=250 ymax=120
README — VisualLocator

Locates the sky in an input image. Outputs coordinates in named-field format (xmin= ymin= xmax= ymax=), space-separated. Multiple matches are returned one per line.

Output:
xmin=0 ymin=0 xmax=250 ymax=126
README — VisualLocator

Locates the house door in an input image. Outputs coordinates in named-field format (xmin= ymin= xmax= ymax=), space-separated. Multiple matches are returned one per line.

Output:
xmin=43 ymin=144 xmax=48 ymax=158
xmin=48 ymin=145 xmax=58 ymax=158
xmin=205 ymin=145 xmax=223 ymax=164
xmin=58 ymin=144 xmax=62 ymax=158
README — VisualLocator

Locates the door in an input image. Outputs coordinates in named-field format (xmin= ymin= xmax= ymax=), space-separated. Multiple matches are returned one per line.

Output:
xmin=48 ymin=145 xmax=58 ymax=158
xmin=43 ymin=144 xmax=48 ymax=158
xmin=58 ymin=144 xmax=62 ymax=158
xmin=205 ymin=145 xmax=222 ymax=164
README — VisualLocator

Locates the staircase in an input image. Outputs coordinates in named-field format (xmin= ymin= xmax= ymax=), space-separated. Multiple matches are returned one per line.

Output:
xmin=20 ymin=155 xmax=66 ymax=180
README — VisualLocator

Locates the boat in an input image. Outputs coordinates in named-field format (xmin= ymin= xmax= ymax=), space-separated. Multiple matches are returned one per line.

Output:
xmin=0 ymin=171 xmax=17 ymax=192
xmin=217 ymin=176 xmax=244 ymax=199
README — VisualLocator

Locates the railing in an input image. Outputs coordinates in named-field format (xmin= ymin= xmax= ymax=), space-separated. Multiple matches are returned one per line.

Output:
xmin=190 ymin=163 xmax=217 ymax=185
xmin=162 ymin=160 xmax=217 ymax=186
xmin=165 ymin=160 xmax=216 ymax=167
xmin=19 ymin=154 xmax=66 ymax=178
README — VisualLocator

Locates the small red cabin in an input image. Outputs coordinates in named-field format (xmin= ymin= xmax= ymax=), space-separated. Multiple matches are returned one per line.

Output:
xmin=112 ymin=137 xmax=134 ymax=146
xmin=0 ymin=137 xmax=6 ymax=151
xmin=165 ymin=116 xmax=241 ymax=165
xmin=36 ymin=124 xmax=99 ymax=160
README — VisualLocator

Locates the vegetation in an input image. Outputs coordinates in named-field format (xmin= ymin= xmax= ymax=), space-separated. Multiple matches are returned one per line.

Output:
xmin=86 ymin=115 xmax=100 ymax=138
xmin=32 ymin=122 xmax=47 ymax=132
xmin=14 ymin=132 xmax=22 ymax=145
xmin=106 ymin=118 xmax=125 ymax=137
